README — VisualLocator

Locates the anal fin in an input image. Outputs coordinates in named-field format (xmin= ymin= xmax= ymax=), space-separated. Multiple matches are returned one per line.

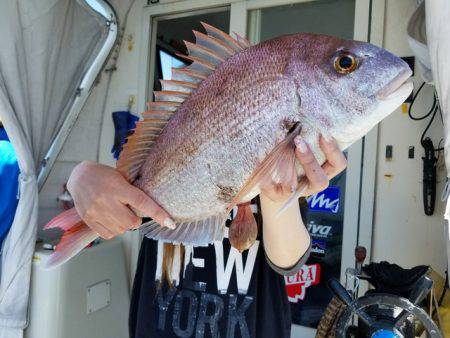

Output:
xmin=140 ymin=214 xmax=227 ymax=246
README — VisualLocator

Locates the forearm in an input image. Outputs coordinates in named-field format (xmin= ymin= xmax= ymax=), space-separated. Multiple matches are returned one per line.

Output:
xmin=261 ymin=193 xmax=311 ymax=269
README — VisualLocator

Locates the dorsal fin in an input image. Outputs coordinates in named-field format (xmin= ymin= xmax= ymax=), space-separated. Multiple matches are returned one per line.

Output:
xmin=176 ymin=53 xmax=216 ymax=77
xmin=117 ymin=24 xmax=251 ymax=182
xmin=193 ymin=31 xmax=235 ymax=59
xmin=200 ymin=22 xmax=243 ymax=52
xmin=160 ymin=80 xmax=197 ymax=93
xmin=183 ymin=40 xmax=225 ymax=66
xmin=154 ymin=90 xmax=189 ymax=103
xmin=171 ymin=68 xmax=206 ymax=83
xmin=233 ymin=32 xmax=251 ymax=49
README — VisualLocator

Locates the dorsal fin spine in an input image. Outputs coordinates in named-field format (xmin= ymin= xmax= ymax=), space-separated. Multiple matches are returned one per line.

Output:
xmin=193 ymin=30 xmax=235 ymax=57
xmin=183 ymin=40 xmax=225 ymax=65
xmin=172 ymin=68 xmax=207 ymax=83
xmin=233 ymin=32 xmax=251 ymax=49
xmin=200 ymin=22 xmax=242 ymax=52
xmin=154 ymin=90 xmax=189 ymax=103
xmin=175 ymin=53 xmax=215 ymax=68
xmin=160 ymin=80 xmax=197 ymax=93
xmin=147 ymin=101 xmax=180 ymax=111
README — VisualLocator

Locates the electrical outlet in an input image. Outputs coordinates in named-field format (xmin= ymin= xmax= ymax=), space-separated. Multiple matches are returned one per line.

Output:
xmin=408 ymin=146 xmax=415 ymax=159
xmin=385 ymin=145 xmax=393 ymax=160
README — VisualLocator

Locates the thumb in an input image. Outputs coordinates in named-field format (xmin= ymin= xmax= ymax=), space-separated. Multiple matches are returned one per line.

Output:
xmin=122 ymin=186 xmax=176 ymax=229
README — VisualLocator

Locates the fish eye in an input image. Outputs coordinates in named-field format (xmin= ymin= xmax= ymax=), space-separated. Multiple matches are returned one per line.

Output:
xmin=333 ymin=52 xmax=358 ymax=74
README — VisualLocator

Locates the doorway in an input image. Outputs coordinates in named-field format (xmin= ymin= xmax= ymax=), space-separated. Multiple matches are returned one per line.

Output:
xmin=247 ymin=1 xmax=355 ymax=336
xmin=139 ymin=1 xmax=375 ymax=337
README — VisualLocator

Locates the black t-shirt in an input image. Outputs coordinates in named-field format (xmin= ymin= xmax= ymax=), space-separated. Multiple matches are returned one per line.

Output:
xmin=129 ymin=203 xmax=310 ymax=338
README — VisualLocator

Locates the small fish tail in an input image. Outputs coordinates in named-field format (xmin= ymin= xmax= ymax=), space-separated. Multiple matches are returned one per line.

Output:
xmin=43 ymin=208 xmax=98 ymax=269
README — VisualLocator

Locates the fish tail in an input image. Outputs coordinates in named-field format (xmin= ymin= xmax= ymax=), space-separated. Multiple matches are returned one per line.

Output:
xmin=43 ymin=208 xmax=98 ymax=269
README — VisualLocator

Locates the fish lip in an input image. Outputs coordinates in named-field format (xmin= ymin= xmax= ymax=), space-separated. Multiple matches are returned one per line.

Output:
xmin=380 ymin=80 xmax=414 ymax=101
xmin=376 ymin=69 xmax=413 ymax=100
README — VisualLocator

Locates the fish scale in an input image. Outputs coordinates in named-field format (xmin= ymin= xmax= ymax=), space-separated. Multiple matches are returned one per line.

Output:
xmin=43 ymin=24 xmax=412 ymax=267
xmin=137 ymin=76 xmax=297 ymax=220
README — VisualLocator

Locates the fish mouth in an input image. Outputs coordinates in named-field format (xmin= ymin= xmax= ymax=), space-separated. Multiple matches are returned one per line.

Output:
xmin=376 ymin=69 xmax=413 ymax=101
xmin=335 ymin=69 xmax=413 ymax=147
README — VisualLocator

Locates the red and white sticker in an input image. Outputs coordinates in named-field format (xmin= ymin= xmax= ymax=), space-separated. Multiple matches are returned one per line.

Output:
xmin=284 ymin=264 xmax=321 ymax=303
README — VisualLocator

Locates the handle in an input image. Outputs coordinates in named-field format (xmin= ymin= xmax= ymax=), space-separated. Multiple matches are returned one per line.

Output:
xmin=328 ymin=278 xmax=376 ymax=327
xmin=394 ymin=275 xmax=433 ymax=329
xmin=409 ymin=275 xmax=433 ymax=305
xmin=422 ymin=138 xmax=436 ymax=216
xmin=328 ymin=278 xmax=354 ymax=306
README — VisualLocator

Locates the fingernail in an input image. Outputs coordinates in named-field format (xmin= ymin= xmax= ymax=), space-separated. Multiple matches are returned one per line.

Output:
xmin=294 ymin=136 xmax=308 ymax=153
xmin=164 ymin=218 xmax=176 ymax=229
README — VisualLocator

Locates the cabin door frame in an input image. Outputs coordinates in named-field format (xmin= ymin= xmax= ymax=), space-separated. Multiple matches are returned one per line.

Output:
xmin=136 ymin=0 xmax=387 ymax=300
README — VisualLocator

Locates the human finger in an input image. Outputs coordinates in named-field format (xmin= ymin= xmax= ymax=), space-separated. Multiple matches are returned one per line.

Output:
xmin=121 ymin=185 xmax=176 ymax=229
xmin=294 ymin=136 xmax=329 ymax=195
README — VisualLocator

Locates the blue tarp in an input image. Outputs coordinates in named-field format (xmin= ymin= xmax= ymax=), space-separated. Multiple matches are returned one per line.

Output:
xmin=0 ymin=127 xmax=19 ymax=248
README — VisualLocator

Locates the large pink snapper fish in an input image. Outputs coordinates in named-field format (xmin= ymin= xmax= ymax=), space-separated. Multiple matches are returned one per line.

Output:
xmin=44 ymin=23 xmax=412 ymax=267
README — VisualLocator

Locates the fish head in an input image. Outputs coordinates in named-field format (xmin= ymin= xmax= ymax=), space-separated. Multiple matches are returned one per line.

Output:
xmin=288 ymin=34 xmax=413 ymax=148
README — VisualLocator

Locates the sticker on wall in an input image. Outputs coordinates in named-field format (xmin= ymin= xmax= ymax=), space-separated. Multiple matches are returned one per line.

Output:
xmin=284 ymin=264 xmax=321 ymax=303
xmin=311 ymin=239 xmax=326 ymax=257
xmin=307 ymin=221 xmax=332 ymax=239
xmin=306 ymin=185 xmax=340 ymax=214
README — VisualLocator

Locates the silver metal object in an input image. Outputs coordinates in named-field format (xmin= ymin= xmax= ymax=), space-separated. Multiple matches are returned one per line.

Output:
xmin=335 ymin=294 xmax=443 ymax=338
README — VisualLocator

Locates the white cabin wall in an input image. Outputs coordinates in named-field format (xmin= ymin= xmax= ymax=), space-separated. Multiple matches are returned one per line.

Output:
xmin=371 ymin=0 xmax=447 ymax=275
xmin=38 ymin=1 xmax=145 ymax=279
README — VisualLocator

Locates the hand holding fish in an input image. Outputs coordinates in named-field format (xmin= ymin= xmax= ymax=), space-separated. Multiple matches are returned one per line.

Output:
xmin=66 ymin=160 xmax=175 ymax=240
xmin=260 ymin=135 xmax=347 ymax=202
xmin=261 ymin=135 xmax=346 ymax=269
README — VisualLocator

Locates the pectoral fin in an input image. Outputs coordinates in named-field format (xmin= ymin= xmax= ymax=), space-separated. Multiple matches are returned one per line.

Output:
xmin=275 ymin=182 xmax=308 ymax=217
xmin=228 ymin=123 xmax=302 ymax=212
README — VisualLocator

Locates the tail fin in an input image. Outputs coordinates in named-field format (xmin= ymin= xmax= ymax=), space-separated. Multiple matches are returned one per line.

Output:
xmin=43 ymin=208 xmax=98 ymax=269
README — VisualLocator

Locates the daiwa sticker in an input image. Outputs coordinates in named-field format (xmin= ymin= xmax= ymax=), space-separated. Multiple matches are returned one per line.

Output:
xmin=311 ymin=239 xmax=326 ymax=257
xmin=284 ymin=264 xmax=321 ymax=303
xmin=306 ymin=185 xmax=340 ymax=214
